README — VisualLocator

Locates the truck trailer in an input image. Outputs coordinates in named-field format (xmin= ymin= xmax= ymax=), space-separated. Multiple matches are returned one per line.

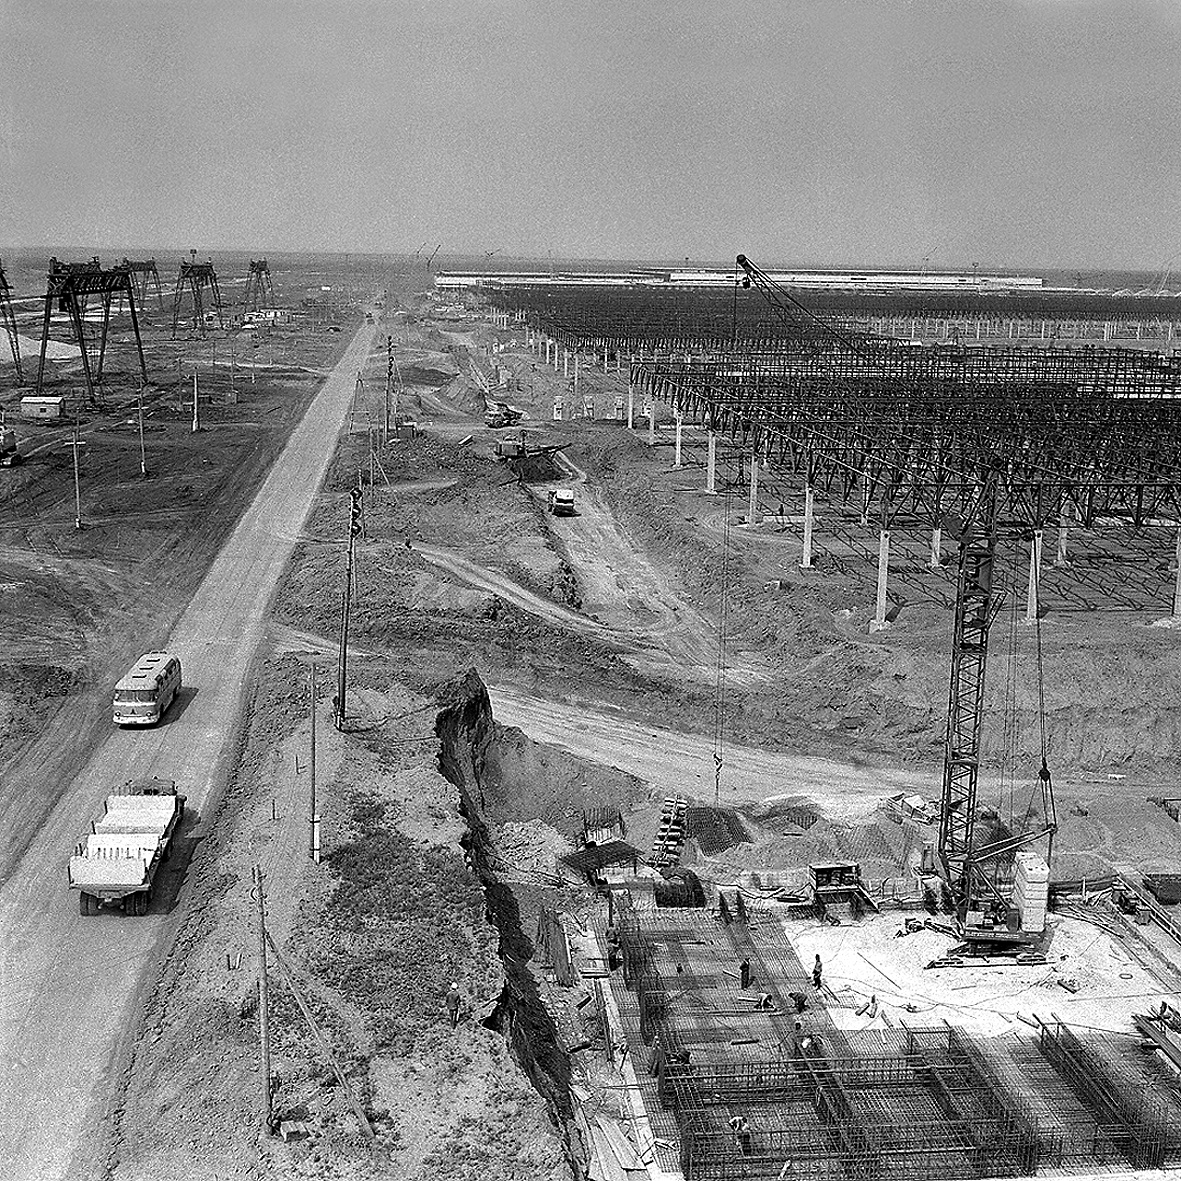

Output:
xmin=69 ymin=778 xmax=185 ymax=915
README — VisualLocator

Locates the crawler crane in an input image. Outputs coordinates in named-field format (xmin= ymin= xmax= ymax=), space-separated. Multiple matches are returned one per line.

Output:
xmin=737 ymin=254 xmax=1057 ymax=946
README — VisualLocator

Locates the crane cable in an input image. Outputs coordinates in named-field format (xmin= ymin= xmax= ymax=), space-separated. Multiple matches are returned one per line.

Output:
xmin=712 ymin=270 xmax=742 ymax=803
xmin=1031 ymin=536 xmax=1053 ymax=820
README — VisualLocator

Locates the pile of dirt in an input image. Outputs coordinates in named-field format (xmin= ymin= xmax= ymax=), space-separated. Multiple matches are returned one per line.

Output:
xmin=480 ymin=723 xmax=646 ymax=841
xmin=493 ymin=819 xmax=572 ymax=880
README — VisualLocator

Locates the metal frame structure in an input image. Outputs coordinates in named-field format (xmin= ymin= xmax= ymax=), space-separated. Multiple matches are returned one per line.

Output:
xmin=120 ymin=258 xmax=164 ymax=311
xmin=242 ymin=258 xmax=275 ymax=312
xmin=613 ymin=904 xmax=1181 ymax=1181
xmin=0 ymin=258 xmax=21 ymax=382
xmin=35 ymin=257 xmax=148 ymax=402
xmin=172 ymin=251 xmax=224 ymax=337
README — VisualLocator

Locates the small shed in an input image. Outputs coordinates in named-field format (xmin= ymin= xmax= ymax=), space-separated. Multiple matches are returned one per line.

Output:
xmin=20 ymin=396 xmax=64 ymax=420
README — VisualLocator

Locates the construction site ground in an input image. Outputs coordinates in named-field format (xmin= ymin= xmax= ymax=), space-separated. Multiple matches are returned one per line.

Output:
xmin=8 ymin=280 xmax=1181 ymax=1179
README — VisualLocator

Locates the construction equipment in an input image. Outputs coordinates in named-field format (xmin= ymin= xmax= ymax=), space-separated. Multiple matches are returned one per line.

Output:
xmin=172 ymin=250 xmax=224 ymax=337
xmin=937 ymin=469 xmax=1056 ymax=945
xmin=737 ymin=256 xmax=1057 ymax=949
xmin=547 ymin=488 xmax=576 ymax=516
xmin=69 ymin=778 xmax=185 ymax=915
xmin=242 ymin=258 xmax=275 ymax=312
xmin=35 ymin=257 xmax=149 ymax=402
xmin=0 ymin=257 xmax=22 ymax=382
xmin=485 ymin=400 xmax=523 ymax=429
xmin=0 ymin=423 xmax=22 ymax=467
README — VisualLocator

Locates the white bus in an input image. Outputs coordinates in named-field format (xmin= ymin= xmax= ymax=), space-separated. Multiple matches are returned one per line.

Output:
xmin=113 ymin=652 xmax=182 ymax=726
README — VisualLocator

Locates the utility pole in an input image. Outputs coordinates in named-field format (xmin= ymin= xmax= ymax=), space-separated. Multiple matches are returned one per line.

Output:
xmin=137 ymin=385 xmax=147 ymax=477
xmin=191 ymin=372 xmax=199 ymax=432
xmin=71 ymin=422 xmax=83 ymax=530
xmin=252 ymin=865 xmax=272 ymax=1134
xmin=336 ymin=486 xmax=362 ymax=731
xmin=309 ymin=664 xmax=320 ymax=862
xmin=384 ymin=335 xmax=393 ymax=439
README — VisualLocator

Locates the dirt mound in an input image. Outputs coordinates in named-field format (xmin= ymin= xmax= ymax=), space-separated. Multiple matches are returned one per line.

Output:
xmin=481 ymin=723 xmax=646 ymax=841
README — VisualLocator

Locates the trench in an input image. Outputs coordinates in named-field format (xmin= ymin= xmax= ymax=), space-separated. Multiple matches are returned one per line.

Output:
xmin=434 ymin=668 xmax=577 ymax=1164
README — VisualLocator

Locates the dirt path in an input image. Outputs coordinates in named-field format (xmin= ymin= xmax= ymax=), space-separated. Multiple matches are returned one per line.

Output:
xmin=0 ymin=317 xmax=380 ymax=1181
xmin=535 ymin=453 xmax=770 ymax=685
xmin=487 ymin=684 xmax=939 ymax=820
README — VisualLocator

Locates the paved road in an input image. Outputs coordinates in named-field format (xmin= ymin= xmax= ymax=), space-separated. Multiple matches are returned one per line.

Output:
xmin=0 ymin=319 xmax=377 ymax=1180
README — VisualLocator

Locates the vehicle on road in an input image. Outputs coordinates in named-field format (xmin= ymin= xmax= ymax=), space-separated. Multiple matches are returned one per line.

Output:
xmin=548 ymin=488 xmax=576 ymax=516
xmin=69 ymin=778 xmax=185 ymax=915
xmin=0 ymin=425 xmax=22 ymax=467
xmin=113 ymin=652 xmax=182 ymax=726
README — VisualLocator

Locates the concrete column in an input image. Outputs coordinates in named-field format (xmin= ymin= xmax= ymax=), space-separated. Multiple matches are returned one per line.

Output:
xmin=872 ymin=530 xmax=891 ymax=631
xmin=929 ymin=526 xmax=942 ymax=569
xmin=573 ymin=352 xmax=579 ymax=390
xmin=706 ymin=431 xmax=717 ymax=493
xmin=553 ymin=400 xmax=562 ymax=421
xmin=800 ymin=484 xmax=815 ymax=568
xmin=627 ymin=384 xmax=635 ymax=429
xmin=1173 ymin=527 xmax=1181 ymax=617
xmin=563 ymin=349 xmax=569 ymax=379
xmin=1055 ymin=506 xmax=1070 ymax=567
xmin=603 ymin=345 xmax=608 ymax=370
xmin=648 ymin=400 xmax=657 ymax=446
xmin=1024 ymin=530 xmax=1044 ymax=624
xmin=673 ymin=412 xmax=683 ymax=468
xmin=747 ymin=454 xmax=759 ymax=526
xmin=553 ymin=341 xmax=560 ymax=372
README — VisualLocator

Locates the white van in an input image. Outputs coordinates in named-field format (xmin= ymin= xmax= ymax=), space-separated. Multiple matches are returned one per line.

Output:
xmin=113 ymin=652 xmax=182 ymax=726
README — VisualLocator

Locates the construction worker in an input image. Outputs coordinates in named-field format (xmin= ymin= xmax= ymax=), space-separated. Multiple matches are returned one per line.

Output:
xmin=728 ymin=1115 xmax=753 ymax=1156
xmin=445 ymin=981 xmax=461 ymax=1028
xmin=812 ymin=954 xmax=823 ymax=989
xmin=739 ymin=958 xmax=752 ymax=989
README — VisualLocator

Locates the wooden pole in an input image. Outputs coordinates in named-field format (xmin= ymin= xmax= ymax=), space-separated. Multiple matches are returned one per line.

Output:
xmin=337 ymin=540 xmax=352 ymax=730
xmin=264 ymin=932 xmax=374 ymax=1138
xmin=309 ymin=665 xmax=318 ymax=861
xmin=71 ymin=424 xmax=82 ymax=530
xmin=137 ymin=386 xmax=147 ymax=477
xmin=253 ymin=866 xmax=272 ymax=1134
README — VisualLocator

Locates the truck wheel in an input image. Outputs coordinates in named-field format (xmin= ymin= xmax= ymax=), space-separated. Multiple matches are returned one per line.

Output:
xmin=78 ymin=893 xmax=92 ymax=916
xmin=138 ymin=891 xmax=151 ymax=916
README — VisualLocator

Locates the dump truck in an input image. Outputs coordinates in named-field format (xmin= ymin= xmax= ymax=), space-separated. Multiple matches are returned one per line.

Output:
xmin=548 ymin=488 xmax=576 ymax=516
xmin=69 ymin=778 xmax=185 ymax=916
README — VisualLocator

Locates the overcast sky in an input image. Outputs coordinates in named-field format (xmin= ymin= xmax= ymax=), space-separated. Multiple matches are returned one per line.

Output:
xmin=1 ymin=0 xmax=1178 ymax=269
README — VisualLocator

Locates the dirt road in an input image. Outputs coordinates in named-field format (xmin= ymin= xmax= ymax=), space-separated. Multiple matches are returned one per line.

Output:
xmin=0 ymin=318 xmax=378 ymax=1181
xmin=487 ymin=684 xmax=939 ymax=820
xmin=536 ymin=453 xmax=769 ymax=686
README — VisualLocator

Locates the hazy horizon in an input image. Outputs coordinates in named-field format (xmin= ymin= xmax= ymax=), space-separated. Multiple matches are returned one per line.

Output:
xmin=3 ymin=0 xmax=1180 ymax=271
